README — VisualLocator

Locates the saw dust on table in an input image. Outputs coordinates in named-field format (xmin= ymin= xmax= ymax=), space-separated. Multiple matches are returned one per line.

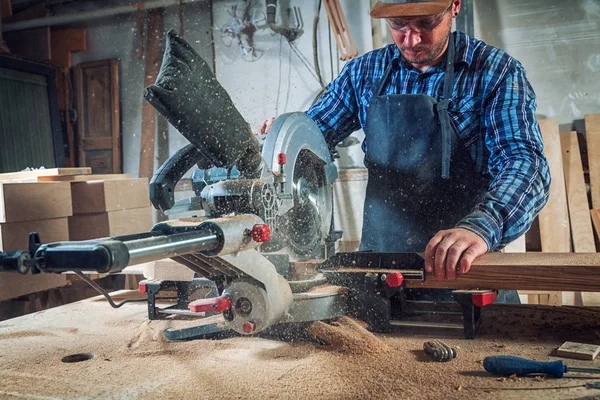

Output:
xmin=1 ymin=300 xmax=600 ymax=400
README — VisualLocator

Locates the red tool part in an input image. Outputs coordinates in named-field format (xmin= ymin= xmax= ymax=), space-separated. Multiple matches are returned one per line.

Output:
xmin=385 ymin=272 xmax=404 ymax=288
xmin=251 ymin=224 xmax=271 ymax=243
xmin=189 ymin=295 xmax=232 ymax=313
xmin=139 ymin=282 xmax=147 ymax=294
xmin=277 ymin=153 xmax=287 ymax=165
xmin=242 ymin=322 xmax=255 ymax=334
xmin=472 ymin=291 xmax=497 ymax=307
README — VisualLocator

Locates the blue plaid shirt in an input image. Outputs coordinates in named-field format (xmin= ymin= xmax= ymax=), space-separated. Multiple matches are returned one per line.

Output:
xmin=306 ymin=31 xmax=550 ymax=251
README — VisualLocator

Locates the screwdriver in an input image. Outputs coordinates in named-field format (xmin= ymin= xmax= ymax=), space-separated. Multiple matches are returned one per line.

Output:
xmin=484 ymin=355 xmax=600 ymax=378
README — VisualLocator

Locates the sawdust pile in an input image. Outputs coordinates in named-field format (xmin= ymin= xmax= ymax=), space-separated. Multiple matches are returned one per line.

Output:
xmin=307 ymin=316 xmax=390 ymax=355
xmin=2 ymin=304 xmax=600 ymax=399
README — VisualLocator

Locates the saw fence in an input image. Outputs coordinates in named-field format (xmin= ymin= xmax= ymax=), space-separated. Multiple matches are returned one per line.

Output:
xmin=501 ymin=114 xmax=600 ymax=306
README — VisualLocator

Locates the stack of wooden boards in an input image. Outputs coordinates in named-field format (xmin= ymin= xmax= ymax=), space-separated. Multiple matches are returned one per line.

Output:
xmin=0 ymin=168 xmax=153 ymax=301
xmin=505 ymin=114 xmax=600 ymax=307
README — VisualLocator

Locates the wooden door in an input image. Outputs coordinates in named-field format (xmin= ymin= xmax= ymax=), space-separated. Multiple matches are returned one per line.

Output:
xmin=75 ymin=59 xmax=121 ymax=174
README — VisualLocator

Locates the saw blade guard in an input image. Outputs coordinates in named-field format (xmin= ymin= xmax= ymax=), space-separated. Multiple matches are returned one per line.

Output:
xmin=260 ymin=112 xmax=338 ymax=258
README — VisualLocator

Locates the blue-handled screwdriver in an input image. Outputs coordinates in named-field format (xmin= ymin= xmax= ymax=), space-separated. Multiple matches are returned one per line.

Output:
xmin=484 ymin=355 xmax=600 ymax=378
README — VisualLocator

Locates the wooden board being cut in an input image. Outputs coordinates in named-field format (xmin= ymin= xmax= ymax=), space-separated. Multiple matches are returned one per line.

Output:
xmin=0 ymin=167 xmax=91 ymax=183
xmin=405 ymin=253 xmax=600 ymax=292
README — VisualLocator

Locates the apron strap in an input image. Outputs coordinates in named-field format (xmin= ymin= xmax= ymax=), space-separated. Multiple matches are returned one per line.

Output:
xmin=438 ymin=34 xmax=455 ymax=179
xmin=375 ymin=64 xmax=394 ymax=97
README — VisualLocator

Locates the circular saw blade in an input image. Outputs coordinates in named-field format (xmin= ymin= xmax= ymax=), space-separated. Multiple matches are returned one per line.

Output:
xmin=280 ymin=149 xmax=331 ymax=256
xmin=260 ymin=113 xmax=337 ymax=259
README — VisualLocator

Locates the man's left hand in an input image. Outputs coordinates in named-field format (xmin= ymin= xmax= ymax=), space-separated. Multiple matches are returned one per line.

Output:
xmin=424 ymin=228 xmax=488 ymax=280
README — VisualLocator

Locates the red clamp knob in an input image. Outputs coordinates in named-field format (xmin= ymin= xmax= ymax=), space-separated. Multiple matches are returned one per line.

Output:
xmin=189 ymin=295 xmax=232 ymax=313
xmin=138 ymin=282 xmax=147 ymax=294
xmin=251 ymin=224 xmax=271 ymax=243
xmin=385 ymin=272 xmax=404 ymax=288
xmin=242 ymin=322 xmax=255 ymax=334
xmin=277 ymin=153 xmax=287 ymax=165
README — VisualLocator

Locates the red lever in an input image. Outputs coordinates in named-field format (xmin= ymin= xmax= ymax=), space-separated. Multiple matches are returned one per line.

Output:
xmin=139 ymin=282 xmax=147 ymax=294
xmin=251 ymin=224 xmax=271 ymax=243
xmin=277 ymin=153 xmax=287 ymax=165
xmin=189 ymin=295 xmax=231 ymax=313
xmin=385 ymin=272 xmax=404 ymax=288
xmin=472 ymin=291 xmax=497 ymax=307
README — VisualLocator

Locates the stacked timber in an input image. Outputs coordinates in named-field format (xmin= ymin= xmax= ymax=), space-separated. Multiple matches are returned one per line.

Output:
xmin=504 ymin=115 xmax=600 ymax=306
xmin=0 ymin=167 xmax=90 ymax=301
xmin=64 ymin=177 xmax=152 ymax=240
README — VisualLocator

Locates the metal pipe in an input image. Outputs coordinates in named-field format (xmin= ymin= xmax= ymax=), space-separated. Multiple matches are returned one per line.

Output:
xmin=125 ymin=232 xmax=218 ymax=265
xmin=3 ymin=0 xmax=204 ymax=32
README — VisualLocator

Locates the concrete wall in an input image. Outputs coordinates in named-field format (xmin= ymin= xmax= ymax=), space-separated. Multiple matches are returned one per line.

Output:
xmin=474 ymin=0 xmax=600 ymax=127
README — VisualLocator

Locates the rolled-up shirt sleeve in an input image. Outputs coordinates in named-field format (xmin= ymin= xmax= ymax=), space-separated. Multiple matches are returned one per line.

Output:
xmin=456 ymin=64 xmax=551 ymax=250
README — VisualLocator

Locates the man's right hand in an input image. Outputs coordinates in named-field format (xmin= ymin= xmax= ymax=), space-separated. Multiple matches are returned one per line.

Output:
xmin=258 ymin=117 xmax=276 ymax=135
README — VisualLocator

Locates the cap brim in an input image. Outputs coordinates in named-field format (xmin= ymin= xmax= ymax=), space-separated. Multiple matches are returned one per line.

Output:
xmin=370 ymin=1 xmax=452 ymax=18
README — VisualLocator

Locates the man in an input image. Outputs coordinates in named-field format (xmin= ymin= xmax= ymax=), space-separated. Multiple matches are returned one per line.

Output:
xmin=305 ymin=0 xmax=550 ymax=288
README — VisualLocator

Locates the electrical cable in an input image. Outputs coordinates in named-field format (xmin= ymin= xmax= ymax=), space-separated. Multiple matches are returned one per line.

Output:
xmin=312 ymin=0 xmax=325 ymax=88
xmin=276 ymin=34 xmax=283 ymax=115
xmin=288 ymin=41 xmax=324 ymax=88
xmin=74 ymin=272 xmax=176 ymax=309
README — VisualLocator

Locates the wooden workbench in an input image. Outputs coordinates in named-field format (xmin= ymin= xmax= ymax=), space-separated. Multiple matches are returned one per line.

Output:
xmin=1 ymin=293 xmax=600 ymax=399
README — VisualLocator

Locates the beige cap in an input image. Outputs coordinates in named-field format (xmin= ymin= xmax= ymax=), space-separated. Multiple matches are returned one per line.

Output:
xmin=370 ymin=0 xmax=453 ymax=18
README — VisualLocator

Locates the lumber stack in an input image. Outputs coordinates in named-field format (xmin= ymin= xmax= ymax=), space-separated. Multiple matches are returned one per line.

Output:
xmin=0 ymin=168 xmax=153 ymax=301
xmin=504 ymin=116 xmax=600 ymax=306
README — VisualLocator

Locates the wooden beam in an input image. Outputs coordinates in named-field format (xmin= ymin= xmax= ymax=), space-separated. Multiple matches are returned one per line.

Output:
xmin=139 ymin=9 xmax=164 ymax=180
xmin=585 ymin=114 xmax=600 ymax=208
xmin=3 ymin=27 xmax=51 ymax=62
xmin=404 ymin=253 xmax=600 ymax=292
xmin=50 ymin=29 xmax=86 ymax=68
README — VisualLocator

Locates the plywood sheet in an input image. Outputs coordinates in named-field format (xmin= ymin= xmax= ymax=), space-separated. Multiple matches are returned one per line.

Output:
xmin=0 ymin=167 xmax=91 ymax=183
xmin=68 ymin=207 xmax=152 ymax=240
xmin=70 ymin=178 xmax=149 ymax=214
xmin=0 ymin=217 xmax=69 ymax=251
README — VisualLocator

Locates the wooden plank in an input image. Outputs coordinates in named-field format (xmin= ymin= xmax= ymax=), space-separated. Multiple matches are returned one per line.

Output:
xmin=556 ymin=341 xmax=600 ymax=361
xmin=0 ymin=182 xmax=72 ymax=223
xmin=539 ymin=119 xmax=571 ymax=253
xmin=560 ymin=131 xmax=593 ymax=307
xmin=139 ymin=9 xmax=164 ymax=180
xmin=68 ymin=206 xmax=152 ymax=240
xmin=561 ymin=131 xmax=595 ymax=252
xmin=591 ymin=209 xmax=600 ymax=238
xmin=38 ymin=173 xmax=131 ymax=182
xmin=0 ymin=217 xmax=69 ymax=251
xmin=3 ymin=27 xmax=51 ymax=62
xmin=50 ymin=29 xmax=86 ymax=68
xmin=0 ymin=168 xmax=91 ymax=183
xmin=585 ymin=114 xmax=600 ymax=208
xmin=403 ymin=253 xmax=600 ymax=292
xmin=538 ymin=119 xmax=571 ymax=305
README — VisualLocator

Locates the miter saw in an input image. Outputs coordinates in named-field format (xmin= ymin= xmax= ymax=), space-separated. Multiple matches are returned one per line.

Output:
xmin=0 ymin=30 xmax=496 ymax=340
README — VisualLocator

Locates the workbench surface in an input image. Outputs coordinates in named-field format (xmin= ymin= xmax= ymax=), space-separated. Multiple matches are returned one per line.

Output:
xmin=1 ymin=293 xmax=599 ymax=400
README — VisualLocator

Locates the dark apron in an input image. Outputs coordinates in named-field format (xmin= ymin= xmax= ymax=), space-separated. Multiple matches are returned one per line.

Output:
xmin=360 ymin=36 xmax=519 ymax=304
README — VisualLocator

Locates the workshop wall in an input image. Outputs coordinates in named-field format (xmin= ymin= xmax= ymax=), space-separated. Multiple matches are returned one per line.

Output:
xmin=212 ymin=0 xmax=372 ymax=169
xmin=474 ymin=0 xmax=600 ymax=128
xmin=71 ymin=2 xmax=213 ymax=177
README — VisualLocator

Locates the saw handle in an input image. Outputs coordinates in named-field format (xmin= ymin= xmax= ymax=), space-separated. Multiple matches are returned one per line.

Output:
xmin=483 ymin=355 xmax=566 ymax=377
xmin=150 ymin=144 xmax=212 ymax=212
